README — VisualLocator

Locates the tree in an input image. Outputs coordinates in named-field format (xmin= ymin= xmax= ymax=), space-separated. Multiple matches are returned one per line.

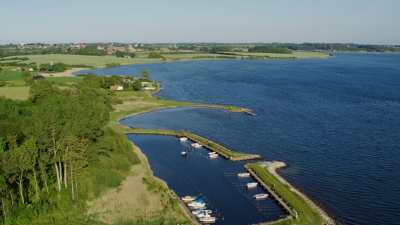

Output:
xmin=140 ymin=70 xmax=151 ymax=81
xmin=23 ymin=138 xmax=40 ymax=202
xmin=62 ymin=135 xmax=88 ymax=200
xmin=8 ymin=143 xmax=31 ymax=204
xmin=115 ymin=51 xmax=125 ymax=58
xmin=0 ymin=174 xmax=7 ymax=222
xmin=147 ymin=52 xmax=163 ymax=58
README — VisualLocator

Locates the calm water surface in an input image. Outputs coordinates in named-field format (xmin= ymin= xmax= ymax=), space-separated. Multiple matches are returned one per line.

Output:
xmin=84 ymin=54 xmax=400 ymax=225
xmin=128 ymin=134 xmax=287 ymax=225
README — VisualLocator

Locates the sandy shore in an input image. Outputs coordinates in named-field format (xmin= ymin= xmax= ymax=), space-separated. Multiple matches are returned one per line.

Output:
xmin=39 ymin=67 xmax=86 ymax=77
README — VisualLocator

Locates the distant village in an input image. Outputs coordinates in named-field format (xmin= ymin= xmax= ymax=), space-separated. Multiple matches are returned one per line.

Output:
xmin=3 ymin=42 xmax=400 ymax=56
xmin=9 ymin=42 xmax=196 ymax=56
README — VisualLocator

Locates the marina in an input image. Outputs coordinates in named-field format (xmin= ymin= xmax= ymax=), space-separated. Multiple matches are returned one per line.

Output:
xmin=128 ymin=133 xmax=336 ymax=225
xmin=129 ymin=134 xmax=287 ymax=225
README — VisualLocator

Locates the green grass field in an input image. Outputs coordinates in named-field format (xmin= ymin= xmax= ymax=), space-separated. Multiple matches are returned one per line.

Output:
xmin=23 ymin=54 xmax=162 ymax=67
xmin=0 ymin=86 xmax=30 ymax=100
xmin=45 ymin=76 xmax=83 ymax=85
xmin=5 ymin=51 xmax=328 ymax=71
xmin=0 ymin=70 xmax=31 ymax=87
xmin=0 ymin=70 xmax=31 ymax=81
xmin=22 ymin=53 xmax=229 ymax=68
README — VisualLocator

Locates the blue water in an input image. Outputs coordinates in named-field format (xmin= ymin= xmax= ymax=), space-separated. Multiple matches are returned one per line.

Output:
xmin=128 ymin=134 xmax=287 ymax=225
xmin=84 ymin=54 xmax=400 ymax=225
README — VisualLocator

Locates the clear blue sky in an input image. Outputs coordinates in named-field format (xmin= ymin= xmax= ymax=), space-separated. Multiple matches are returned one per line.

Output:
xmin=1 ymin=0 xmax=399 ymax=44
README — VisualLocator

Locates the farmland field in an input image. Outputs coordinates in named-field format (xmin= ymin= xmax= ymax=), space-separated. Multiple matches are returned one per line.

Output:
xmin=23 ymin=54 xmax=162 ymax=67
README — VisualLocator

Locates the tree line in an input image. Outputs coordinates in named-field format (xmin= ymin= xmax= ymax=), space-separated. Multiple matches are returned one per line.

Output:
xmin=80 ymin=70 xmax=153 ymax=91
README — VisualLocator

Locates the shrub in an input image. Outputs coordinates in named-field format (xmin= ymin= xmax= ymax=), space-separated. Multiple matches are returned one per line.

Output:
xmin=147 ymin=52 xmax=163 ymax=58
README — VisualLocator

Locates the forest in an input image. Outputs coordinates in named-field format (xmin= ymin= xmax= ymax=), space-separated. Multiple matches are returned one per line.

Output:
xmin=0 ymin=78 xmax=139 ymax=224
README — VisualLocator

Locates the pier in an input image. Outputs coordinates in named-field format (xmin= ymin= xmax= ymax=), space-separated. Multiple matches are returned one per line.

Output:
xmin=124 ymin=125 xmax=336 ymax=225
xmin=123 ymin=126 xmax=261 ymax=161
xmin=245 ymin=162 xmax=336 ymax=225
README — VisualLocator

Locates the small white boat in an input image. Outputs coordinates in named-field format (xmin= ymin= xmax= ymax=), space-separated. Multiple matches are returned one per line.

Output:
xmin=247 ymin=182 xmax=258 ymax=189
xmin=237 ymin=172 xmax=251 ymax=178
xmin=181 ymin=151 xmax=187 ymax=156
xmin=191 ymin=143 xmax=202 ymax=148
xmin=208 ymin=152 xmax=217 ymax=155
xmin=188 ymin=201 xmax=206 ymax=209
xmin=199 ymin=214 xmax=216 ymax=223
xmin=192 ymin=209 xmax=212 ymax=216
xmin=209 ymin=153 xmax=218 ymax=159
xmin=192 ymin=209 xmax=203 ymax=216
xmin=195 ymin=210 xmax=213 ymax=218
xmin=181 ymin=195 xmax=196 ymax=202
xmin=179 ymin=137 xmax=188 ymax=142
xmin=254 ymin=193 xmax=269 ymax=200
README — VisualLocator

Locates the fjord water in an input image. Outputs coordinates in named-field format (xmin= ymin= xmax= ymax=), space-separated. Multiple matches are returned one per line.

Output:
xmin=89 ymin=54 xmax=400 ymax=225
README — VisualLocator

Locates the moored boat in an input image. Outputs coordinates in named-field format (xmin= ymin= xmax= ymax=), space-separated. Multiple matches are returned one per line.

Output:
xmin=188 ymin=201 xmax=206 ymax=209
xmin=195 ymin=210 xmax=213 ymax=218
xmin=247 ymin=182 xmax=258 ymax=188
xmin=192 ymin=209 xmax=212 ymax=216
xmin=191 ymin=143 xmax=202 ymax=148
xmin=209 ymin=153 xmax=218 ymax=159
xmin=181 ymin=151 xmax=187 ymax=156
xmin=181 ymin=195 xmax=196 ymax=202
xmin=179 ymin=137 xmax=188 ymax=142
xmin=199 ymin=214 xmax=216 ymax=223
xmin=237 ymin=172 xmax=251 ymax=178
xmin=254 ymin=193 xmax=269 ymax=200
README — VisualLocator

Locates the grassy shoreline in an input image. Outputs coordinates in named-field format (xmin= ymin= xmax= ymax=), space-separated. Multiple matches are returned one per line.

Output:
xmin=246 ymin=162 xmax=336 ymax=225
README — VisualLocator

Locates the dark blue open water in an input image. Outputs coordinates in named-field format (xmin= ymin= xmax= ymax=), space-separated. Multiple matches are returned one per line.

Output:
xmin=83 ymin=54 xmax=400 ymax=225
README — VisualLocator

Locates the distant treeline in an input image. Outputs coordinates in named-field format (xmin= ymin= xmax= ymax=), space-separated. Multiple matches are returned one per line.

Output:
xmin=1 ymin=43 xmax=399 ymax=58
xmin=0 ymin=45 xmax=107 ymax=58
xmin=176 ymin=43 xmax=400 ymax=53
xmin=248 ymin=46 xmax=292 ymax=54
xmin=278 ymin=43 xmax=400 ymax=52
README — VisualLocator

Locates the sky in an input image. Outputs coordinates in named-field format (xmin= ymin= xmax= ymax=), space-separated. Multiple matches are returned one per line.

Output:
xmin=1 ymin=0 xmax=399 ymax=44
